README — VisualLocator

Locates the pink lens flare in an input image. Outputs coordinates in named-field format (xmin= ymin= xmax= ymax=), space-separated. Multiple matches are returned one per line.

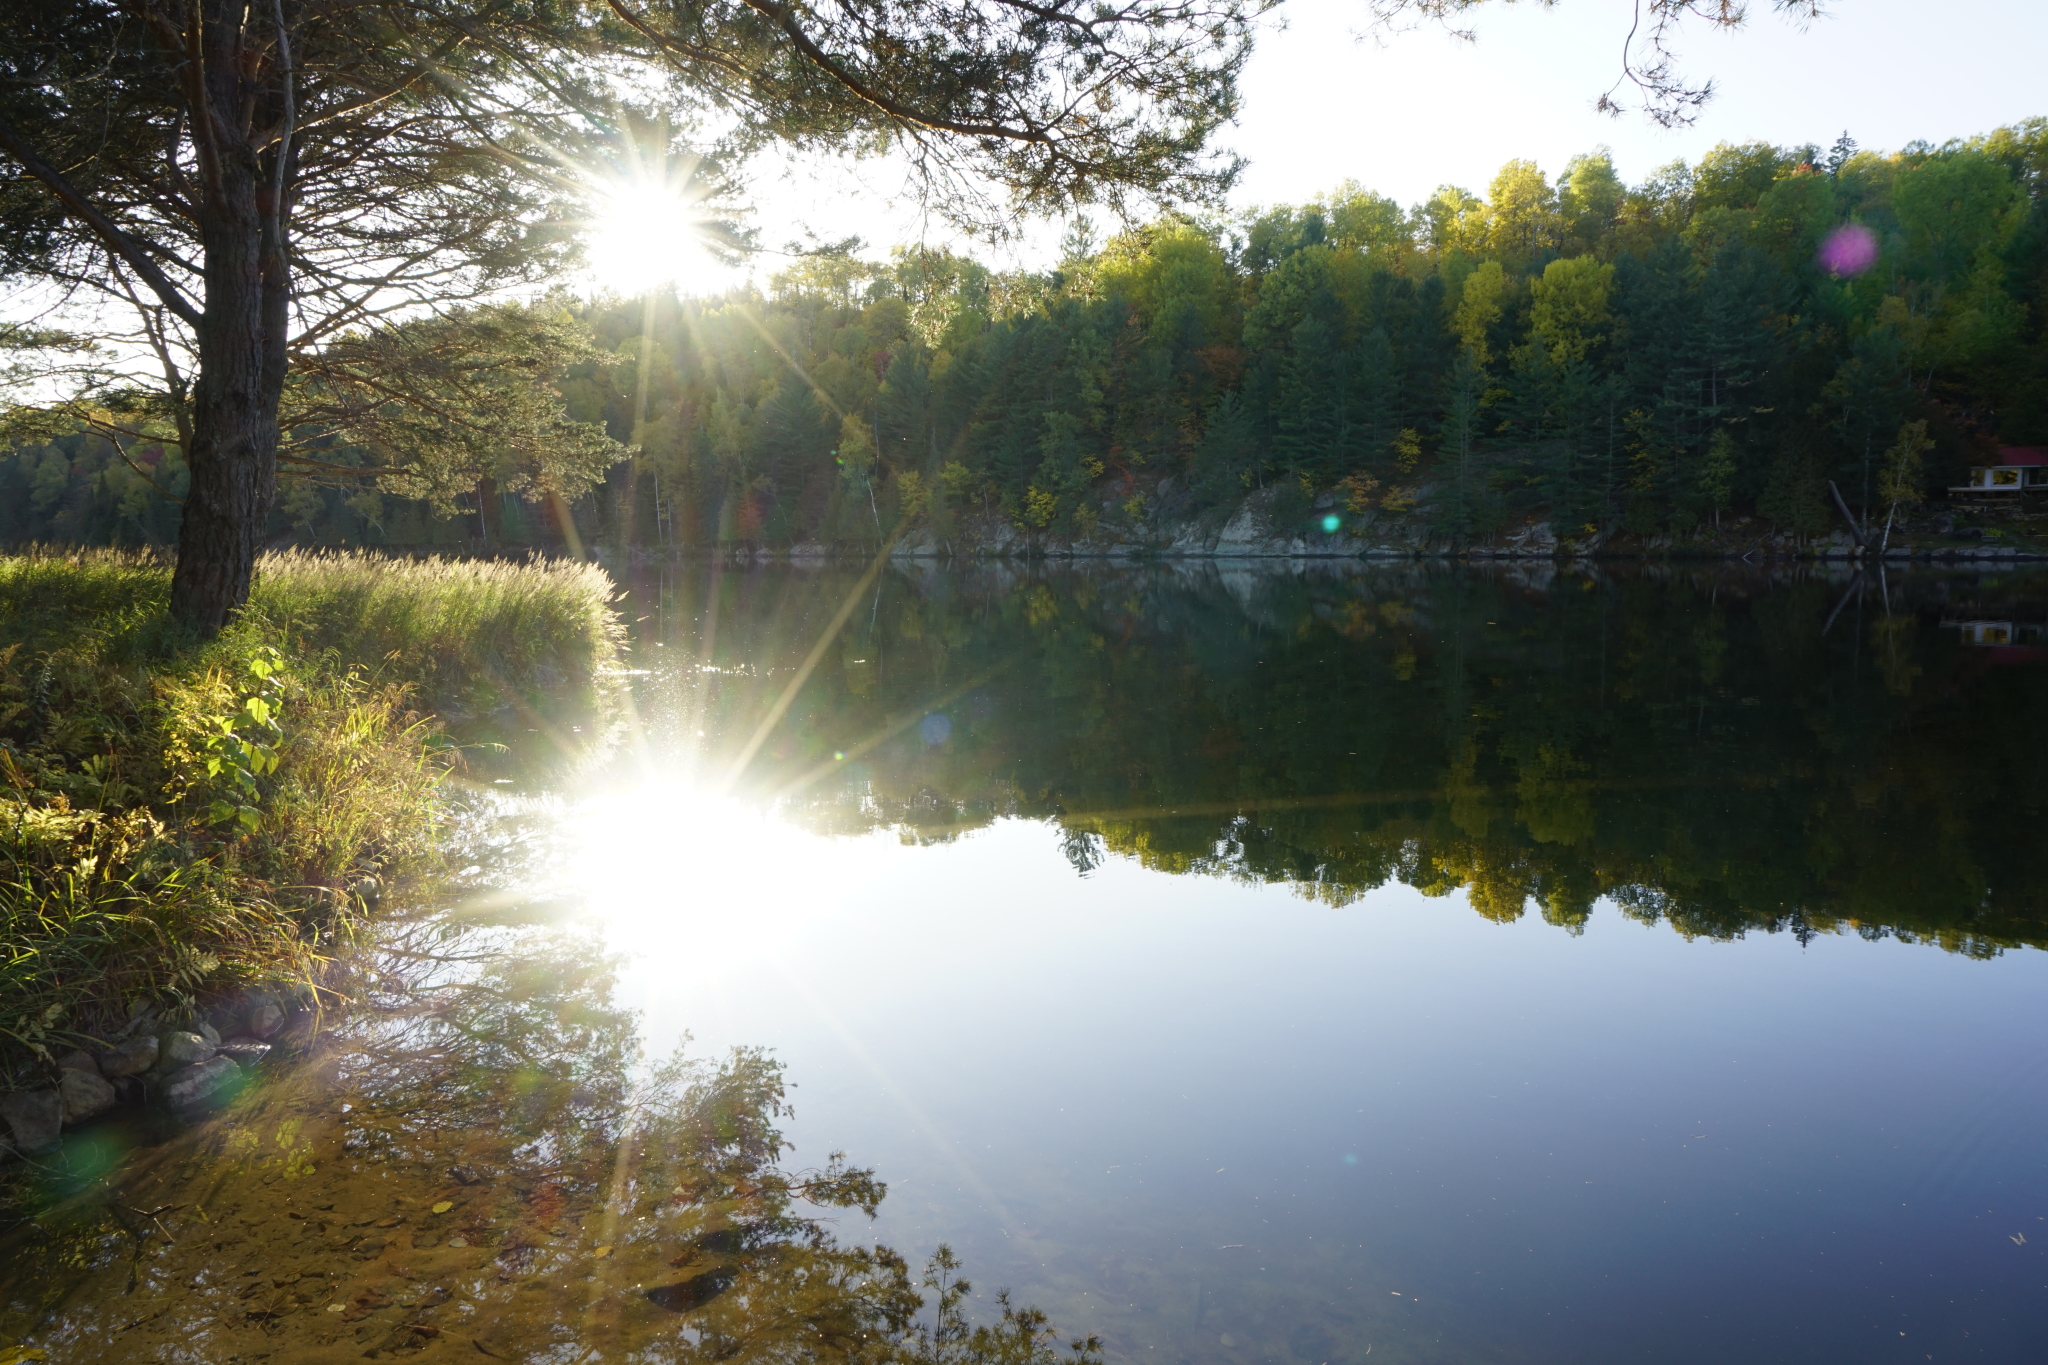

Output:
xmin=1817 ymin=223 xmax=1879 ymax=277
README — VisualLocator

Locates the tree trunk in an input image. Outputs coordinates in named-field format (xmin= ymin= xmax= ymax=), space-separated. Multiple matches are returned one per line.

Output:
xmin=476 ymin=475 xmax=504 ymax=544
xmin=1825 ymin=479 xmax=1867 ymax=551
xmin=167 ymin=0 xmax=287 ymax=635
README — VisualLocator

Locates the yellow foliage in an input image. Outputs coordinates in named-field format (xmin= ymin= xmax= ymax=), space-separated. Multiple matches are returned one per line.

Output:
xmin=894 ymin=468 xmax=928 ymax=520
xmin=1337 ymin=473 xmax=1380 ymax=513
xmin=1529 ymin=256 xmax=1614 ymax=366
xmin=1483 ymin=159 xmax=1561 ymax=261
xmin=1454 ymin=261 xmax=1507 ymax=365
xmin=1391 ymin=428 xmax=1423 ymax=472
xmin=1515 ymin=743 xmax=1595 ymax=847
xmin=1023 ymin=486 xmax=1059 ymax=528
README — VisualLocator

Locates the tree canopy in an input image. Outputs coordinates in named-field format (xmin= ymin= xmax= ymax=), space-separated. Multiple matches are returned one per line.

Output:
xmin=14 ymin=124 xmax=2048 ymax=554
xmin=106 ymin=121 xmax=2041 ymax=556
xmin=0 ymin=0 xmax=1265 ymax=626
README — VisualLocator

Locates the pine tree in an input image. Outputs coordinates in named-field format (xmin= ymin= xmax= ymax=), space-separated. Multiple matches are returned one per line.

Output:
xmin=1825 ymin=131 xmax=1859 ymax=178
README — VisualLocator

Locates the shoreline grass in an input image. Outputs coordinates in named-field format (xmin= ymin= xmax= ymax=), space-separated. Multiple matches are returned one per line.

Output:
xmin=0 ymin=547 xmax=620 ymax=1091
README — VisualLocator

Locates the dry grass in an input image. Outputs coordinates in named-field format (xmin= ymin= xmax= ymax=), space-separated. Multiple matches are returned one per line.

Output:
xmin=248 ymin=550 xmax=622 ymax=710
xmin=0 ymin=545 xmax=622 ymax=710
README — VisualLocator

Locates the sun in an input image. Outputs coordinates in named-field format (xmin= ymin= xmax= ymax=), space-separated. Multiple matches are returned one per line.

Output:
xmin=583 ymin=180 xmax=717 ymax=296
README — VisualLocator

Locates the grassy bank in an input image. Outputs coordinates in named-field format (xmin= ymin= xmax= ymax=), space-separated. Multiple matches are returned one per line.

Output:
xmin=0 ymin=548 xmax=619 ymax=1088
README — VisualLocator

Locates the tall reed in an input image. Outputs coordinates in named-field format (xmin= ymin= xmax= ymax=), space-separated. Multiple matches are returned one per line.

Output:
xmin=248 ymin=550 xmax=622 ymax=710
xmin=0 ymin=545 xmax=622 ymax=707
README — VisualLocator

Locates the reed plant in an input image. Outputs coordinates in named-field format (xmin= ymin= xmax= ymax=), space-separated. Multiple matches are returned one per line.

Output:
xmin=0 ymin=546 xmax=622 ymax=710
xmin=247 ymin=550 xmax=622 ymax=711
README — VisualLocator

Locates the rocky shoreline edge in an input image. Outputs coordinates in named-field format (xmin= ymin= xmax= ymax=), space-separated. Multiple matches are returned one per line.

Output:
xmin=0 ymin=993 xmax=311 ymax=1161
xmin=614 ymin=488 xmax=2048 ymax=566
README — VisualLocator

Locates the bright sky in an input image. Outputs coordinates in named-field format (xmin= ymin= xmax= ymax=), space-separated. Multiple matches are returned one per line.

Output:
xmin=640 ymin=0 xmax=2048 ymax=294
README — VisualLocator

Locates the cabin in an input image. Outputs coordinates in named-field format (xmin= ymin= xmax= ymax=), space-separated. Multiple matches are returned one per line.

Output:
xmin=1951 ymin=446 xmax=2048 ymax=493
xmin=1945 ymin=620 xmax=2034 ymax=646
xmin=1944 ymin=618 xmax=2048 ymax=663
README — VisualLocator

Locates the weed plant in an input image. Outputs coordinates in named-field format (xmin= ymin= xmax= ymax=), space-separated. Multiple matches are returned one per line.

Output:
xmin=0 ymin=547 xmax=619 ymax=1083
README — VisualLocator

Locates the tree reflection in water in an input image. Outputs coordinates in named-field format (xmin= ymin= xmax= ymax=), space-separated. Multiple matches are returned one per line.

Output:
xmin=0 ymin=887 xmax=1099 ymax=1365
xmin=10 ymin=560 xmax=2045 ymax=1359
xmin=620 ymin=560 xmax=2048 ymax=957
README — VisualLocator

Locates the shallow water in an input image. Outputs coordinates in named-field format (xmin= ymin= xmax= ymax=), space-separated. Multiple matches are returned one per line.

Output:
xmin=7 ymin=561 xmax=2048 ymax=1363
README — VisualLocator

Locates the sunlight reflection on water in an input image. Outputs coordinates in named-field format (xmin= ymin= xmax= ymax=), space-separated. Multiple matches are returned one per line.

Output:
xmin=564 ymin=779 xmax=903 ymax=959
xmin=546 ymin=561 xmax=2048 ymax=1364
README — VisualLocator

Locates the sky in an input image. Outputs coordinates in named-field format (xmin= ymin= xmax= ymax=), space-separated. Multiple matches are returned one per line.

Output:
xmin=659 ymin=0 xmax=2048 ymax=294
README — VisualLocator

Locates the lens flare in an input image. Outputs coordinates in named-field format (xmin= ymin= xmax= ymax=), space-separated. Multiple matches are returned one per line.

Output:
xmin=1817 ymin=223 xmax=1879 ymax=278
xmin=563 ymin=779 xmax=883 ymax=946
xmin=585 ymin=180 xmax=715 ymax=294
xmin=1321 ymin=514 xmax=1343 ymax=534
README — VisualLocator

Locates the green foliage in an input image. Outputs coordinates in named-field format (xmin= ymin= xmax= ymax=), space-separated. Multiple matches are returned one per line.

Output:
xmin=905 ymin=1245 xmax=1104 ymax=1365
xmin=12 ymin=123 xmax=2048 ymax=549
xmin=0 ymin=548 xmax=622 ymax=1072
xmin=1878 ymin=419 xmax=1935 ymax=514
xmin=1698 ymin=429 xmax=1738 ymax=523
xmin=194 ymin=648 xmax=285 ymax=833
xmin=281 ymin=301 xmax=631 ymax=515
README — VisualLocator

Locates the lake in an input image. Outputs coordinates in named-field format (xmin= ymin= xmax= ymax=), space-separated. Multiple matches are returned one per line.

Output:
xmin=6 ymin=560 xmax=2048 ymax=1364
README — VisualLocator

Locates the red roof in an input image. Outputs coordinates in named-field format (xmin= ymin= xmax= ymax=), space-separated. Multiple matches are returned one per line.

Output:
xmin=1998 ymin=446 xmax=2048 ymax=465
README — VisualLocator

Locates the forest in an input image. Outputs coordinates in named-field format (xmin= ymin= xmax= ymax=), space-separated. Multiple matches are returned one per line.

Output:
xmin=6 ymin=123 xmax=2048 ymax=554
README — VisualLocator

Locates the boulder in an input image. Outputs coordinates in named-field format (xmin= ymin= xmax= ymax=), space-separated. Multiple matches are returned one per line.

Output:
xmin=159 ymin=1031 xmax=216 ymax=1068
xmin=246 ymin=1003 xmax=286 ymax=1040
xmin=0 ymin=1089 xmax=63 ymax=1153
xmin=195 ymin=1018 xmax=223 ymax=1047
xmin=58 ymin=1067 xmax=117 ymax=1124
xmin=54 ymin=1049 xmax=100 ymax=1076
xmin=217 ymin=1038 xmax=272 ymax=1065
xmin=161 ymin=1055 xmax=240 ymax=1110
xmin=99 ymin=1034 xmax=159 ymax=1078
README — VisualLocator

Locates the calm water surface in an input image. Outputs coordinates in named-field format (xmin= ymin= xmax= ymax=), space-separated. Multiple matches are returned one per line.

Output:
xmin=6 ymin=561 xmax=2048 ymax=1364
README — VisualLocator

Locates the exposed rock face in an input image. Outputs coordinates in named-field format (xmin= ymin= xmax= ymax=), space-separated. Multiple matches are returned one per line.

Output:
xmin=161 ymin=1055 xmax=241 ymax=1110
xmin=0 ymin=1089 xmax=63 ymax=1153
xmin=159 ymin=1031 xmax=216 ymax=1068
xmin=58 ymin=1067 xmax=117 ymax=1124
xmin=98 ymin=1035 xmax=159 ymax=1078
xmin=245 ymin=1004 xmax=286 ymax=1040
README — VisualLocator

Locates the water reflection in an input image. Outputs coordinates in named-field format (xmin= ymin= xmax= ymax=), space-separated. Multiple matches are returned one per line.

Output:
xmin=0 ymin=866 xmax=969 ymax=1363
xmin=11 ymin=562 xmax=2048 ymax=1365
xmin=605 ymin=560 xmax=2048 ymax=955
